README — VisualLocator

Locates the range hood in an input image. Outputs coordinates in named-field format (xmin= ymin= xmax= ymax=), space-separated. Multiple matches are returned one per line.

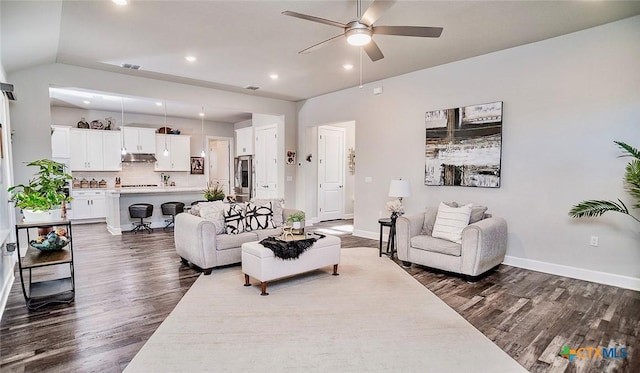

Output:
xmin=121 ymin=153 xmax=157 ymax=163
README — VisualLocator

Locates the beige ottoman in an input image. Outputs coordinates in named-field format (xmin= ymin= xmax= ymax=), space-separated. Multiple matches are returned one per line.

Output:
xmin=242 ymin=234 xmax=341 ymax=295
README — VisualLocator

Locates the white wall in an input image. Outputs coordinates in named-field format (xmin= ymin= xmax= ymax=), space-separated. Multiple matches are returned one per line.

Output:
xmin=297 ymin=17 xmax=640 ymax=284
xmin=8 ymin=63 xmax=298 ymax=206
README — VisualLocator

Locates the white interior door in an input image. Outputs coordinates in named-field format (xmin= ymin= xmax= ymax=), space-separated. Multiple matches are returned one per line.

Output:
xmin=255 ymin=125 xmax=278 ymax=198
xmin=208 ymin=139 xmax=231 ymax=195
xmin=318 ymin=126 xmax=345 ymax=221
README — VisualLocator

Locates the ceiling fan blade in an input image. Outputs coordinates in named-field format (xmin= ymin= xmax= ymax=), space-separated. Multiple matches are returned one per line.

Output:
xmin=282 ymin=11 xmax=346 ymax=29
xmin=373 ymin=25 xmax=443 ymax=38
xmin=299 ymin=34 xmax=344 ymax=55
xmin=363 ymin=39 xmax=384 ymax=62
xmin=360 ymin=0 xmax=396 ymax=26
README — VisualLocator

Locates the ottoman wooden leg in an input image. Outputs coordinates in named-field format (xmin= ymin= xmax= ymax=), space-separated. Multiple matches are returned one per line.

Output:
xmin=332 ymin=264 xmax=339 ymax=276
xmin=260 ymin=282 xmax=269 ymax=296
xmin=244 ymin=274 xmax=251 ymax=287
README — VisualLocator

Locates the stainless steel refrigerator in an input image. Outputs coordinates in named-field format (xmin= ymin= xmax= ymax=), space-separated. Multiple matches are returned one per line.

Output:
xmin=234 ymin=156 xmax=254 ymax=202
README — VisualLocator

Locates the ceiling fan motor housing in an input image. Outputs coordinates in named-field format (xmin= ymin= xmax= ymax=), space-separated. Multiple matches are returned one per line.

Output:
xmin=345 ymin=21 xmax=372 ymax=46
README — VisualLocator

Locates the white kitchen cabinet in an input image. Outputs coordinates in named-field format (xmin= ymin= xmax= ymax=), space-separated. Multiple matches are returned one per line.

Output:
xmin=102 ymin=131 xmax=122 ymax=171
xmin=254 ymin=125 xmax=278 ymax=198
xmin=69 ymin=129 xmax=122 ymax=171
xmin=71 ymin=190 xmax=106 ymax=220
xmin=123 ymin=127 xmax=156 ymax=153
xmin=51 ymin=126 xmax=71 ymax=158
xmin=70 ymin=129 xmax=104 ymax=171
xmin=155 ymin=134 xmax=191 ymax=171
xmin=235 ymin=127 xmax=254 ymax=156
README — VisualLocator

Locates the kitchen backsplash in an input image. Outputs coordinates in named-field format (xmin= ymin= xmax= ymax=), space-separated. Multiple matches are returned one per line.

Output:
xmin=72 ymin=162 xmax=206 ymax=188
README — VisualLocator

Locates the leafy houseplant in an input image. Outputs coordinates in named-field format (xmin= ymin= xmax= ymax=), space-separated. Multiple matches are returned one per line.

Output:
xmin=287 ymin=211 xmax=305 ymax=229
xmin=569 ymin=141 xmax=640 ymax=224
xmin=8 ymin=159 xmax=73 ymax=221
xmin=203 ymin=182 xmax=225 ymax=201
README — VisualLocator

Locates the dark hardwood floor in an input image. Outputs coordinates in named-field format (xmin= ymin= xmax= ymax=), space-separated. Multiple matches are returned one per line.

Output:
xmin=1 ymin=220 xmax=638 ymax=372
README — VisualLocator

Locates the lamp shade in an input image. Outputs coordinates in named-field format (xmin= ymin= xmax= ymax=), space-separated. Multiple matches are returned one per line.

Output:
xmin=388 ymin=179 xmax=411 ymax=198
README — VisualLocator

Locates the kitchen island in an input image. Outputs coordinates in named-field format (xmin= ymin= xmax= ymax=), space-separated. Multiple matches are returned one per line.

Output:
xmin=106 ymin=186 xmax=205 ymax=235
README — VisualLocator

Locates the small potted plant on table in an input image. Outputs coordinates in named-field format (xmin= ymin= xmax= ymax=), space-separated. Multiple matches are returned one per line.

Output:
xmin=287 ymin=211 xmax=305 ymax=230
xmin=8 ymin=159 xmax=72 ymax=222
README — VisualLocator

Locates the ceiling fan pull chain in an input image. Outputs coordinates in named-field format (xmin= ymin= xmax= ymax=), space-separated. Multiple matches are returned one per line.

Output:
xmin=359 ymin=47 xmax=363 ymax=89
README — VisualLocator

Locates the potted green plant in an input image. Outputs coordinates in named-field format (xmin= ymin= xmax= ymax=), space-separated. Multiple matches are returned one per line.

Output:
xmin=203 ymin=181 xmax=225 ymax=201
xmin=8 ymin=159 xmax=73 ymax=222
xmin=569 ymin=141 xmax=640 ymax=224
xmin=287 ymin=211 xmax=305 ymax=229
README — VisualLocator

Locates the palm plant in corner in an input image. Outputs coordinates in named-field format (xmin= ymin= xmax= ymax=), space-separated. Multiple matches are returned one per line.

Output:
xmin=569 ymin=141 xmax=640 ymax=224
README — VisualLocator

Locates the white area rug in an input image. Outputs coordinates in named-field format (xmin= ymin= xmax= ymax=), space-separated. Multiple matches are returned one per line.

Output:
xmin=125 ymin=247 xmax=527 ymax=372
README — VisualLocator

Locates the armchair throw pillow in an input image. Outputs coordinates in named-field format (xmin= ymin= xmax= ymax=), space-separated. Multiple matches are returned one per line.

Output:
xmin=431 ymin=202 xmax=472 ymax=244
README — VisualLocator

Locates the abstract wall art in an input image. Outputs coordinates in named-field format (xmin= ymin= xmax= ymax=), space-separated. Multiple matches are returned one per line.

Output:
xmin=425 ymin=101 xmax=503 ymax=188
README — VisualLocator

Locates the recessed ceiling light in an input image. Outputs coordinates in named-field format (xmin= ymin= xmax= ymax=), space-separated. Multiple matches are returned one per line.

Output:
xmin=185 ymin=56 xmax=197 ymax=62
xmin=155 ymin=102 xmax=163 ymax=106
xmin=343 ymin=63 xmax=354 ymax=70
xmin=269 ymin=73 xmax=279 ymax=80
xmin=199 ymin=112 xmax=205 ymax=117
xmin=83 ymin=100 xmax=91 ymax=105
xmin=112 ymin=0 xmax=128 ymax=5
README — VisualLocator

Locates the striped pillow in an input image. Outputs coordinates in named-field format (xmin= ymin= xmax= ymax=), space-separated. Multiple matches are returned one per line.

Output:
xmin=431 ymin=202 xmax=472 ymax=244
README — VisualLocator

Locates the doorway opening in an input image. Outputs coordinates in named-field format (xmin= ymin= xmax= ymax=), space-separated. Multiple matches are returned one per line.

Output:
xmin=207 ymin=137 xmax=232 ymax=196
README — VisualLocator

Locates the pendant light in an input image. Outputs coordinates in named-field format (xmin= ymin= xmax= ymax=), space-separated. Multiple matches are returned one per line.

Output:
xmin=200 ymin=106 xmax=206 ymax=157
xmin=163 ymin=102 xmax=169 ymax=156
xmin=120 ymin=97 xmax=127 ymax=155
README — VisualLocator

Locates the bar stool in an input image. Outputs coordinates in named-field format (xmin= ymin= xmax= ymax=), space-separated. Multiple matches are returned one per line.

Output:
xmin=161 ymin=202 xmax=185 ymax=230
xmin=129 ymin=203 xmax=154 ymax=234
xmin=191 ymin=200 xmax=208 ymax=206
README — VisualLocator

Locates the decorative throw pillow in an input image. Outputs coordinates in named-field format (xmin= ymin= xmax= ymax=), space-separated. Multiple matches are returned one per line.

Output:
xmin=422 ymin=202 xmax=458 ymax=235
xmin=198 ymin=201 xmax=226 ymax=234
xmin=250 ymin=198 xmax=285 ymax=227
xmin=431 ymin=202 xmax=472 ymax=244
xmin=223 ymin=203 xmax=245 ymax=235
xmin=469 ymin=205 xmax=488 ymax=224
xmin=189 ymin=203 xmax=201 ymax=217
xmin=244 ymin=201 xmax=276 ymax=231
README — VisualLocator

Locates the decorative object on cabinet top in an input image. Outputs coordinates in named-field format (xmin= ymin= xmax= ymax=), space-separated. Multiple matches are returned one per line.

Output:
xmin=77 ymin=117 xmax=115 ymax=130
xmin=157 ymin=126 xmax=181 ymax=135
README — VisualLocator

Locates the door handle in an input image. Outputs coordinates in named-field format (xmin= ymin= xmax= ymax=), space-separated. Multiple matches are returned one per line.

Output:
xmin=339 ymin=185 xmax=343 ymax=188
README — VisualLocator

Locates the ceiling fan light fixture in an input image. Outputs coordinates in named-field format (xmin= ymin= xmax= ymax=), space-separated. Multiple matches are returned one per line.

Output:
xmin=346 ymin=28 xmax=372 ymax=46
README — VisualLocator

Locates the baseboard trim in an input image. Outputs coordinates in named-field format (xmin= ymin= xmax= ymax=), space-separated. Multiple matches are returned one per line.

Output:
xmin=342 ymin=213 xmax=354 ymax=219
xmin=353 ymin=229 xmax=387 ymax=242
xmin=503 ymin=255 xmax=640 ymax=291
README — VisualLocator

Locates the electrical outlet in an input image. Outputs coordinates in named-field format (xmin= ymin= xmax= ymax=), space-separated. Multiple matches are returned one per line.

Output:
xmin=590 ymin=236 xmax=599 ymax=246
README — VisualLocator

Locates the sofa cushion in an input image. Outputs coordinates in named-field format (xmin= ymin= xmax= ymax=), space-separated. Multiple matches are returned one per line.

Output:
xmin=198 ymin=201 xmax=226 ymax=234
xmin=254 ymin=227 xmax=283 ymax=240
xmin=245 ymin=201 xmax=276 ymax=231
xmin=422 ymin=202 xmax=458 ymax=235
xmin=469 ymin=205 xmax=488 ymax=224
xmin=431 ymin=202 xmax=472 ymax=244
xmin=410 ymin=235 xmax=461 ymax=257
xmin=250 ymin=198 xmax=285 ymax=227
xmin=216 ymin=232 xmax=258 ymax=250
xmin=224 ymin=203 xmax=246 ymax=234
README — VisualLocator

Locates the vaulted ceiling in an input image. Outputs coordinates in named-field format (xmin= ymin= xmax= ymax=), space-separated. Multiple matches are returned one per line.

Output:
xmin=2 ymin=1 xmax=640 ymax=115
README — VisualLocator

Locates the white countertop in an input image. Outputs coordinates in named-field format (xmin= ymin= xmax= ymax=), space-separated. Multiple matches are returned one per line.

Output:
xmin=114 ymin=186 xmax=204 ymax=194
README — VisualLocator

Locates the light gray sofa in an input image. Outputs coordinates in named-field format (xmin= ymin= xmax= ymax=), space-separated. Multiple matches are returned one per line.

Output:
xmin=395 ymin=206 xmax=507 ymax=281
xmin=174 ymin=204 xmax=302 ymax=275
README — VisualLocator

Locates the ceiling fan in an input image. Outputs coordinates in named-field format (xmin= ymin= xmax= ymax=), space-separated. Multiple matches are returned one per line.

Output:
xmin=282 ymin=0 xmax=443 ymax=62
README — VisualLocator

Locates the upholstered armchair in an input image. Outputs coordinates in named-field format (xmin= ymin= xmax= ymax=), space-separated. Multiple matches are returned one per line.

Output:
xmin=395 ymin=204 xmax=508 ymax=281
